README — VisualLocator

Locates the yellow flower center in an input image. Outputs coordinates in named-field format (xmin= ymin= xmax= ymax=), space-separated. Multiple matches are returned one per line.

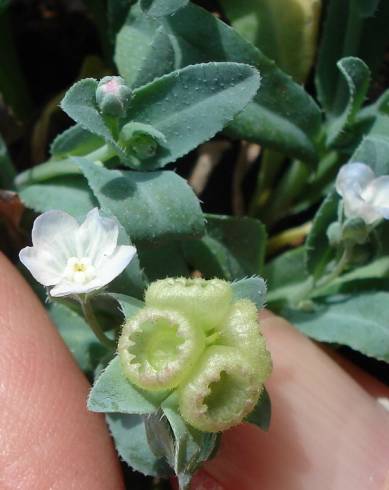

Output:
xmin=64 ymin=257 xmax=96 ymax=284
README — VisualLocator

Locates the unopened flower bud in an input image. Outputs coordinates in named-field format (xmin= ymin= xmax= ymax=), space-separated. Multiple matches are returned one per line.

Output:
xmin=96 ymin=76 xmax=132 ymax=117
xmin=341 ymin=217 xmax=369 ymax=244
xmin=327 ymin=222 xmax=342 ymax=247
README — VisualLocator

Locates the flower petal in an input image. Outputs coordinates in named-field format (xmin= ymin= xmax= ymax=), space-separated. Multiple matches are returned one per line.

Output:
xmin=362 ymin=176 xmax=389 ymax=220
xmin=76 ymin=208 xmax=119 ymax=264
xmin=19 ymin=246 xmax=63 ymax=286
xmin=96 ymin=245 xmax=137 ymax=287
xmin=336 ymin=162 xmax=375 ymax=197
xmin=31 ymin=210 xmax=79 ymax=262
xmin=50 ymin=245 xmax=137 ymax=297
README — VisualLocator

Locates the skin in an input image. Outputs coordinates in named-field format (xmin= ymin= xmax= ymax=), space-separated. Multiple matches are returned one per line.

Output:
xmin=0 ymin=252 xmax=388 ymax=490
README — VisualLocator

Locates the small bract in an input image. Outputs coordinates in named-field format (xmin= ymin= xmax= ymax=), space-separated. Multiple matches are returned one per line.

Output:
xmin=19 ymin=208 xmax=136 ymax=297
xmin=336 ymin=162 xmax=389 ymax=225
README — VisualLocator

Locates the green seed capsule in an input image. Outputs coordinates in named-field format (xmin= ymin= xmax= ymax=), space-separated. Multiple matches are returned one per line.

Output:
xmin=218 ymin=299 xmax=272 ymax=382
xmin=145 ymin=277 xmax=233 ymax=332
xmin=118 ymin=307 xmax=205 ymax=391
xmin=179 ymin=345 xmax=261 ymax=432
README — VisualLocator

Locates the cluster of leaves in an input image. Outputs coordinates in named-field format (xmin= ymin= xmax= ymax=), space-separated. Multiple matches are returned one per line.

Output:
xmin=1 ymin=0 xmax=389 ymax=487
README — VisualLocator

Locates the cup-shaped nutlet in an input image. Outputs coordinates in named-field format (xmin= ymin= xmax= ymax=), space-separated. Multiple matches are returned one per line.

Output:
xmin=145 ymin=277 xmax=233 ymax=332
xmin=119 ymin=122 xmax=167 ymax=160
xmin=179 ymin=346 xmax=262 ymax=432
xmin=218 ymin=299 xmax=272 ymax=383
xmin=96 ymin=76 xmax=132 ymax=117
xmin=118 ymin=307 xmax=205 ymax=391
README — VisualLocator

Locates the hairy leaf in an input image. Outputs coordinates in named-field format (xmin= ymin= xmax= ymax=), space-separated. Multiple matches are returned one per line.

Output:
xmin=77 ymin=158 xmax=205 ymax=244
xmin=245 ymin=387 xmax=271 ymax=431
xmin=19 ymin=175 xmax=97 ymax=217
xmin=326 ymin=57 xmax=370 ymax=146
xmin=182 ymin=214 xmax=267 ymax=280
xmin=116 ymin=3 xmax=321 ymax=162
xmin=88 ymin=356 xmax=168 ymax=414
xmin=126 ymin=62 xmax=261 ymax=169
xmin=305 ymin=191 xmax=339 ymax=278
xmin=140 ymin=0 xmax=188 ymax=17
xmin=231 ymin=276 xmax=267 ymax=309
xmin=106 ymin=413 xmax=171 ymax=477
xmin=285 ymin=291 xmax=389 ymax=361
xmin=50 ymin=124 xmax=104 ymax=158
xmin=316 ymin=0 xmax=389 ymax=115
xmin=220 ymin=0 xmax=321 ymax=83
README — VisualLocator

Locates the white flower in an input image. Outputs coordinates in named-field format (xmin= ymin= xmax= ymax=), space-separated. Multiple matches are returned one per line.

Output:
xmin=19 ymin=208 xmax=136 ymax=297
xmin=335 ymin=162 xmax=389 ymax=225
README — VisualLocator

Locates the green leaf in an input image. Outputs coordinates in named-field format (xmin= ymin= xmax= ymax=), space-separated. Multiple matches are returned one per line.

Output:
xmin=115 ymin=11 xmax=175 ymax=88
xmin=106 ymin=413 xmax=171 ymax=477
xmin=316 ymin=0 xmax=389 ymax=115
xmin=140 ymin=0 xmax=188 ymax=17
xmin=305 ymin=191 xmax=339 ymax=278
xmin=284 ymin=291 xmax=389 ymax=362
xmin=125 ymin=62 xmax=261 ymax=169
xmin=182 ymin=214 xmax=267 ymax=280
xmin=138 ymin=241 xmax=190 ymax=281
xmin=0 ymin=133 xmax=15 ymax=189
xmin=161 ymin=394 xmax=219 ymax=486
xmin=76 ymin=158 xmax=205 ymax=244
xmin=326 ymin=57 xmax=371 ymax=146
xmin=49 ymin=302 xmax=107 ymax=375
xmin=231 ymin=276 xmax=267 ymax=309
xmin=19 ymin=175 xmax=98 ymax=217
xmin=50 ymin=124 xmax=104 ymax=159
xmin=117 ymin=3 xmax=321 ymax=162
xmin=61 ymin=79 xmax=114 ymax=142
xmin=350 ymin=135 xmax=389 ymax=176
xmin=265 ymin=246 xmax=311 ymax=310
xmin=106 ymin=292 xmax=144 ymax=319
xmin=88 ymin=356 xmax=168 ymax=414
xmin=144 ymin=410 xmax=175 ymax=467
xmin=245 ymin=387 xmax=271 ymax=431
xmin=219 ymin=0 xmax=321 ymax=83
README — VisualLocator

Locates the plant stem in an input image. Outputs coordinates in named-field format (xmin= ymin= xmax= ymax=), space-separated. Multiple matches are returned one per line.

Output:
xmin=315 ymin=247 xmax=351 ymax=289
xmin=80 ymin=296 xmax=116 ymax=350
xmin=15 ymin=144 xmax=116 ymax=188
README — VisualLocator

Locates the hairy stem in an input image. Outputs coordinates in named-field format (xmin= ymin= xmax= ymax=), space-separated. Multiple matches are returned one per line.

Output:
xmin=80 ymin=295 xmax=116 ymax=350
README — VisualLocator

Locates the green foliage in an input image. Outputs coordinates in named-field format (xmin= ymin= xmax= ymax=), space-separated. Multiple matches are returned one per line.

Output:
xmin=245 ymin=387 xmax=272 ymax=431
xmin=106 ymin=413 xmax=172 ymax=477
xmin=231 ymin=276 xmax=267 ymax=309
xmin=285 ymin=291 xmax=389 ymax=362
xmin=326 ymin=57 xmax=370 ymax=146
xmin=126 ymin=62 xmax=261 ymax=169
xmin=49 ymin=302 xmax=107 ymax=375
xmin=50 ymin=124 xmax=104 ymax=159
xmin=305 ymin=191 xmax=339 ymax=278
xmin=316 ymin=0 xmax=389 ymax=114
xmin=220 ymin=0 xmax=321 ymax=83
xmin=88 ymin=356 xmax=168 ymax=414
xmin=19 ymin=175 xmax=98 ymax=217
xmin=115 ymin=12 xmax=175 ymax=88
xmin=140 ymin=0 xmax=189 ymax=17
xmin=116 ymin=2 xmax=321 ymax=162
xmin=76 ymin=158 xmax=205 ymax=244
xmin=182 ymin=214 xmax=267 ymax=280
xmin=161 ymin=394 xmax=219 ymax=488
